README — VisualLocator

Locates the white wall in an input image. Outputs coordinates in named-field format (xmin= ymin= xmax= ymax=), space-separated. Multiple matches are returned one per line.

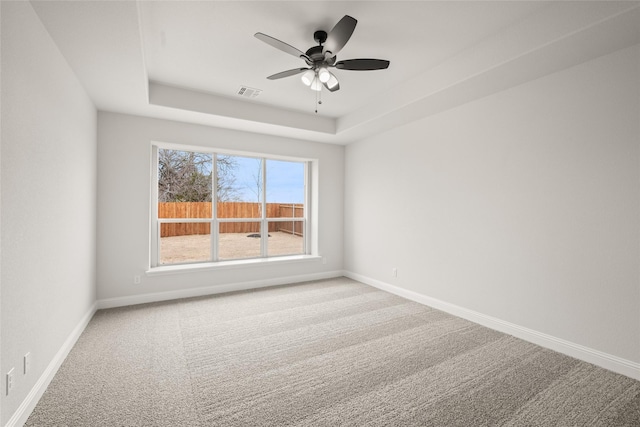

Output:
xmin=1 ymin=2 xmax=97 ymax=425
xmin=345 ymin=45 xmax=640 ymax=366
xmin=96 ymin=112 xmax=344 ymax=303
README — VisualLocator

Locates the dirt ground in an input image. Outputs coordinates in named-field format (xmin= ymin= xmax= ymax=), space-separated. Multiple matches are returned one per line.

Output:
xmin=160 ymin=231 xmax=303 ymax=264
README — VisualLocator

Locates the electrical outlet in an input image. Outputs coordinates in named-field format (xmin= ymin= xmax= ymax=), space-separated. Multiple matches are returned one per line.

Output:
xmin=6 ymin=368 xmax=14 ymax=395
xmin=392 ymin=268 xmax=398 ymax=277
xmin=24 ymin=352 xmax=31 ymax=374
xmin=134 ymin=275 xmax=141 ymax=285
xmin=322 ymin=257 xmax=327 ymax=265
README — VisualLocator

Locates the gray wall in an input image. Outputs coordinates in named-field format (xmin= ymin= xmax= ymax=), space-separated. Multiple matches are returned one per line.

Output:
xmin=96 ymin=112 xmax=344 ymax=302
xmin=1 ymin=2 xmax=97 ymax=424
xmin=344 ymin=45 xmax=640 ymax=365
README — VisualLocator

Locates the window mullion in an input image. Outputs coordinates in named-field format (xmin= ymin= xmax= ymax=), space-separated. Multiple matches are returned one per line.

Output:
xmin=302 ymin=162 xmax=312 ymax=254
xmin=212 ymin=154 xmax=218 ymax=262
xmin=150 ymin=145 xmax=159 ymax=267
xmin=261 ymin=158 xmax=268 ymax=257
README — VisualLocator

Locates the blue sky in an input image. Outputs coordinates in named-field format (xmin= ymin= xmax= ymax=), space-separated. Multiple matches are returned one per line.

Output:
xmin=160 ymin=149 xmax=304 ymax=204
xmin=231 ymin=157 xmax=304 ymax=204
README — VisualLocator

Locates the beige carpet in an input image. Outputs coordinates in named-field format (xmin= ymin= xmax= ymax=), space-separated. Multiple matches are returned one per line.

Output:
xmin=26 ymin=277 xmax=640 ymax=426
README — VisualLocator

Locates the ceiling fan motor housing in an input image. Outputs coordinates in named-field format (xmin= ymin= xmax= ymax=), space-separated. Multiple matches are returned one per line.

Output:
xmin=305 ymin=45 xmax=326 ymax=63
xmin=307 ymin=30 xmax=330 ymax=65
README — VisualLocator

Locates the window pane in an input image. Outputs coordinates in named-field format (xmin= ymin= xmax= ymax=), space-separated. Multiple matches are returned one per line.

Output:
xmin=159 ymin=222 xmax=210 ymax=264
xmin=217 ymin=155 xmax=263 ymax=218
xmin=158 ymin=202 xmax=212 ymax=219
xmin=273 ymin=203 xmax=304 ymax=218
xmin=217 ymin=202 xmax=261 ymax=219
xmin=218 ymin=222 xmax=262 ymax=260
xmin=266 ymin=160 xmax=304 ymax=218
xmin=158 ymin=150 xmax=212 ymax=219
xmin=158 ymin=149 xmax=212 ymax=218
xmin=268 ymin=221 xmax=304 ymax=256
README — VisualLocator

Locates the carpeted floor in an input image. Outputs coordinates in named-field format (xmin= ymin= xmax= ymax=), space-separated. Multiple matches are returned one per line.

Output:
xmin=26 ymin=277 xmax=640 ymax=426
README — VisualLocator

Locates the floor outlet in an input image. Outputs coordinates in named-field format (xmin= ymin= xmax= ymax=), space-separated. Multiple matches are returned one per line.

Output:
xmin=6 ymin=368 xmax=14 ymax=395
xmin=24 ymin=352 xmax=31 ymax=374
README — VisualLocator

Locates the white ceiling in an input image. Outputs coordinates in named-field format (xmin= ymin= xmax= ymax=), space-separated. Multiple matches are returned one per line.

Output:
xmin=139 ymin=1 xmax=545 ymax=117
xmin=30 ymin=1 xmax=640 ymax=144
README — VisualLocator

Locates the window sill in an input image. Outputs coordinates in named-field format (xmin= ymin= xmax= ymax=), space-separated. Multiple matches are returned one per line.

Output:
xmin=146 ymin=255 xmax=322 ymax=276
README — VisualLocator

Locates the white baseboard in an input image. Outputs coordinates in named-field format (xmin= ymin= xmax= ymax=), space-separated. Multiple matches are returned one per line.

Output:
xmin=344 ymin=271 xmax=640 ymax=381
xmin=5 ymin=303 xmax=98 ymax=427
xmin=97 ymin=270 xmax=344 ymax=309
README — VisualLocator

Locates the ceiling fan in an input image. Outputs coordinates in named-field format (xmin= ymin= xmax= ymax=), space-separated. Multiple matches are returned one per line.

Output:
xmin=255 ymin=15 xmax=390 ymax=93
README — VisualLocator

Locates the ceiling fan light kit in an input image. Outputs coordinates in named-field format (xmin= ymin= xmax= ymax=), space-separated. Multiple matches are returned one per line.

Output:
xmin=325 ymin=73 xmax=339 ymax=91
xmin=301 ymin=70 xmax=315 ymax=86
xmin=255 ymin=14 xmax=390 ymax=103
xmin=318 ymin=67 xmax=331 ymax=83
xmin=310 ymin=76 xmax=323 ymax=92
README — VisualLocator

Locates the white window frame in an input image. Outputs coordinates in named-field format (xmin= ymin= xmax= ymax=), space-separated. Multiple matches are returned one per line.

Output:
xmin=149 ymin=143 xmax=315 ymax=271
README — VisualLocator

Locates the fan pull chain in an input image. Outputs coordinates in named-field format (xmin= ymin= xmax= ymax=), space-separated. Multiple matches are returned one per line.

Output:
xmin=315 ymin=89 xmax=322 ymax=114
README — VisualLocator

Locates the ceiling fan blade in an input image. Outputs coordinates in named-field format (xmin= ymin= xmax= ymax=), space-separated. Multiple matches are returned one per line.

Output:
xmin=323 ymin=73 xmax=340 ymax=92
xmin=255 ymin=32 xmax=311 ymax=63
xmin=267 ymin=68 xmax=310 ymax=80
xmin=335 ymin=59 xmax=390 ymax=70
xmin=323 ymin=15 xmax=357 ymax=56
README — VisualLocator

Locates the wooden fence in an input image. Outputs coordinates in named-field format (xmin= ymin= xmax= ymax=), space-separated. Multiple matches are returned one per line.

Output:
xmin=159 ymin=202 xmax=303 ymax=237
xmin=276 ymin=204 xmax=304 ymax=236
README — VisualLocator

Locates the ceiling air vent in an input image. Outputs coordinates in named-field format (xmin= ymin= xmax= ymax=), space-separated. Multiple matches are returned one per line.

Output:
xmin=237 ymin=86 xmax=262 ymax=99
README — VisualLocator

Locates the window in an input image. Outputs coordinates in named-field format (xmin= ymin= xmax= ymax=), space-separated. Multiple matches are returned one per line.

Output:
xmin=150 ymin=145 xmax=309 ymax=268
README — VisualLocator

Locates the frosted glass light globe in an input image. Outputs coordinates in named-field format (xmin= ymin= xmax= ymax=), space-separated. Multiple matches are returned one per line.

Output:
xmin=318 ymin=67 xmax=331 ymax=83
xmin=301 ymin=70 xmax=315 ymax=86
xmin=310 ymin=76 xmax=322 ymax=91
